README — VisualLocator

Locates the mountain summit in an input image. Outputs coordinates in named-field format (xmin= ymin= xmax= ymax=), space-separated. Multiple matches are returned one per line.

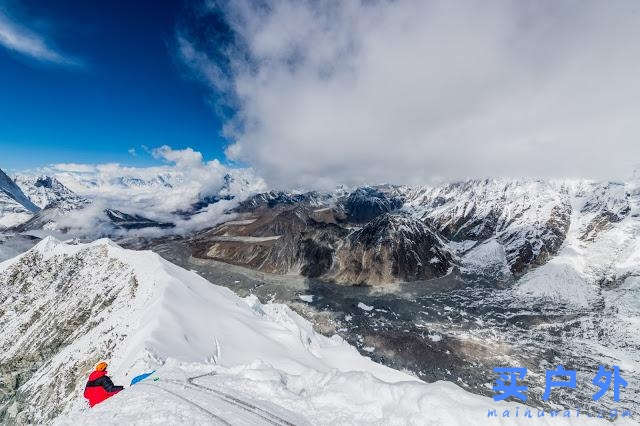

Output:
xmin=0 ymin=168 xmax=40 ymax=228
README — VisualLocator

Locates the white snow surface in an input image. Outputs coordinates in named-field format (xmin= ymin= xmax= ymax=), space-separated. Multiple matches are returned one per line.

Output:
xmin=1 ymin=237 xmax=613 ymax=425
xmin=298 ymin=294 xmax=314 ymax=303
xmin=516 ymin=180 xmax=640 ymax=308
xmin=0 ymin=211 xmax=32 ymax=228
xmin=357 ymin=302 xmax=374 ymax=311
xmin=459 ymin=239 xmax=512 ymax=280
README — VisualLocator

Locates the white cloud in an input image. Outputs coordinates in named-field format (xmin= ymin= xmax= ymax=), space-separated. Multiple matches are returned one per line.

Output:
xmin=47 ymin=147 xmax=265 ymax=214
xmin=37 ymin=146 xmax=267 ymax=237
xmin=0 ymin=8 xmax=79 ymax=66
xmin=180 ymin=0 xmax=640 ymax=188
xmin=152 ymin=145 xmax=204 ymax=168
xmin=50 ymin=163 xmax=97 ymax=173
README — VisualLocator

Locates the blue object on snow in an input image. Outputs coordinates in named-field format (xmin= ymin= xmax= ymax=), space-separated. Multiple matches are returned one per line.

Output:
xmin=130 ymin=371 xmax=156 ymax=385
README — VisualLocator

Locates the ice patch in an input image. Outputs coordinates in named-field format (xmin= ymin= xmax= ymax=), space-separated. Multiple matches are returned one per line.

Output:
xmin=357 ymin=302 xmax=374 ymax=311
xmin=428 ymin=334 xmax=442 ymax=342
xmin=298 ymin=294 xmax=314 ymax=303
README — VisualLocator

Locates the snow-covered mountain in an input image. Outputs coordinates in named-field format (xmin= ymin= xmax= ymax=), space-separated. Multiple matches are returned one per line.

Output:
xmin=1 ymin=173 xmax=88 ymax=232
xmin=0 ymin=237 xmax=572 ymax=425
xmin=3 ymin=164 xmax=640 ymax=295
xmin=0 ymin=167 xmax=267 ymax=236
xmin=516 ymin=180 xmax=639 ymax=307
xmin=13 ymin=175 xmax=88 ymax=211
xmin=187 ymin=179 xmax=575 ymax=284
xmin=187 ymin=177 xmax=640 ymax=291
xmin=405 ymin=179 xmax=572 ymax=276
xmin=0 ymin=169 xmax=39 ymax=229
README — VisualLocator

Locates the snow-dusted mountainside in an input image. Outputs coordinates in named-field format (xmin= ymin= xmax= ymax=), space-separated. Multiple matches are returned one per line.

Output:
xmin=331 ymin=213 xmax=452 ymax=284
xmin=1 ymin=169 xmax=264 ymax=235
xmin=4 ymin=174 xmax=88 ymax=233
xmin=190 ymin=179 xmax=582 ymax=284
xmin=2 ymin=166 xmax=639 ymax=290
xmin=404 ymin=179 xmax=572 ymax=277
xmin=13 ymin=175 xmax=88 ymax=211
xmin=0 ymin=168 xmax=40 ymax=229
xmin=516 ymin=180 xmax=639 ymax=308
xmin=0 ymin=237 xmax=584 ymax=425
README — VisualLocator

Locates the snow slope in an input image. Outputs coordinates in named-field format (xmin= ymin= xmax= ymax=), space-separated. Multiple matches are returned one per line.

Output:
xmin=13 ymin=174 xmax=87 ymax=211
xmin=0 ymin=168 xmax=39 ymax=228
xmin=516 ymin=180 xmax=638 ymax=308
xmin=0 ymin=238 xmax=615 ymax=425
xmin=404 ymin=179 xmax=571 ymax=276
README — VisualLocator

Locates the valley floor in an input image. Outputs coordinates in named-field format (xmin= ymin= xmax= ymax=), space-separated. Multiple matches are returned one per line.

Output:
xmin=138 ymin=238 xmax=640 ymax=421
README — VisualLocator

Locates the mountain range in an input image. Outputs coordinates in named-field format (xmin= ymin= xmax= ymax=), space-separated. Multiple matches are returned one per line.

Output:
xmin=1 ymin=165 xmax=639 ymax=423
xmin=2 ymin=167 xmax=638 ymax=294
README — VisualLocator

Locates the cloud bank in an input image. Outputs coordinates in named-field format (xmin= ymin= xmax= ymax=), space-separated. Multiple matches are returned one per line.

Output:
xmin=179 ymin=0 xmax=640 ymax=188
xmin=0 ymin=7 xmax=79 ymax=66
xmin=35 ymin=146 xmax=266 ymax=236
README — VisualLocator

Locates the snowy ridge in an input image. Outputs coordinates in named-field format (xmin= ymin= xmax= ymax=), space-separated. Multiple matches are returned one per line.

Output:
xmin=0 ymin=168 xmax=40 ymax=228
xmin=0 ymin=169 xmax=39 ymax=213
xmin=0 ymin=237 xmax=607 ymax=425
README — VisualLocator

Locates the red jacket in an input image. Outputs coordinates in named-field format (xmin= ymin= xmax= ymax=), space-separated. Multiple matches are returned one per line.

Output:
xmin=84 ymin=370 xmax=123 ymax=407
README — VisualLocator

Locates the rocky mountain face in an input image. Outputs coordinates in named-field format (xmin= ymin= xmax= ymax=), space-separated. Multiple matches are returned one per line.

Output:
xmin=331 ymin=213 xmax=452 ymax=284
xmin=2 ymin=166 xmax=637 ymax=287
xmin=190 ymin=205 xmax=350 ymax=277
xmin=104 ymin=209 xmax=174 ymax=230
xmin=188 ymin=186 xmax=456 ymax=285
xmin=575 ymin=181 xmax=631 ymax=242
xmin=342 ymin=186 xmax=405 ymax=223
xmin=186 ymin=178 xmax=636 ymax=285
xmin=234 ymin=190 xmax=333 ymax=213
xmin=0 ymin=238 xmax=141 ymax=423
xmin=405 ymin=179 xmax=573 ymax=276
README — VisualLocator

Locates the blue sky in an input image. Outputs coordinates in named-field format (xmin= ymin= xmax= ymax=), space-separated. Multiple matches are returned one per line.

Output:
xmin=1 ymin=0 xmax=637 ymax=185
xmin=0 ymin=0 xmax=228 ymax=171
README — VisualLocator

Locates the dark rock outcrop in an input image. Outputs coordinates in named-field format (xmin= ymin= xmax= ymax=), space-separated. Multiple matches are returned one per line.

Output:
xmin=342 ymin=186 xmax=404 ymax=223
xmin=105 ymin=209 xmax=174 ymax=230
xmin=331 ymin=213 xmax=453 ymax=284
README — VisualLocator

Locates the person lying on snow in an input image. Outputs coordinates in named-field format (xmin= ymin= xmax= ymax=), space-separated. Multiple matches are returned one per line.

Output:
xmin=84 ymin=362 xmax=124 ymax=407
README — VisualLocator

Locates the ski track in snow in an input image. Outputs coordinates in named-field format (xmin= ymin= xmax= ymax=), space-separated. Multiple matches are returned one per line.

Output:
xmin=136 ymin=382 xmax=232 ymax=425
xmin=159 ymin=372 xmax=299 ymax=426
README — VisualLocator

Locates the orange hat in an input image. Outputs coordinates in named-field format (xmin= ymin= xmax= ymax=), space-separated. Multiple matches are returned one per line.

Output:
xmin=95 ymin=362 xmax=108 ymax=372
